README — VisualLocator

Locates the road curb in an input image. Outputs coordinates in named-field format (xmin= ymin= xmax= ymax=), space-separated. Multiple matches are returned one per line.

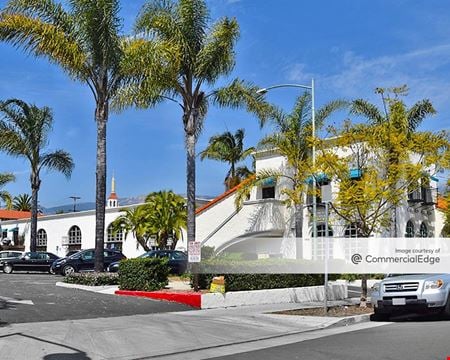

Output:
xmin=55 ymin=281 xmax=118 ymax=294
xmin=115 ymin=290 xmax=201 ymax=308
xmin=329 ymin=313 xmax=372 ymax=327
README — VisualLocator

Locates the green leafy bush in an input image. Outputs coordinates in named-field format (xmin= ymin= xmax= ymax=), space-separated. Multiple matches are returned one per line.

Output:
xmin=118 ymin=258 xmax=169 ymax=291
xmin=201 ymin=246 xmax=215 ymax=260
xmin=193 ymin=273 xmax=337 ymax=291
xmin=63 ymin=272 xmax=119 ymax=286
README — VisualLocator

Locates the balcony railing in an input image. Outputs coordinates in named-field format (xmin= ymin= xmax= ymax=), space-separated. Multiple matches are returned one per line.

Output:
xmin=421 ymin=187 xmax=437 ymax=205
xmin=408 ymin=187 xmax=437 ymax=205
xmin=407 ymin=188 xmax=423 ymax=203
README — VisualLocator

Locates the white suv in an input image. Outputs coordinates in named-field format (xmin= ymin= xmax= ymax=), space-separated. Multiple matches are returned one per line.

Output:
xmin=371 ymin=274 xmax=450 ymax=320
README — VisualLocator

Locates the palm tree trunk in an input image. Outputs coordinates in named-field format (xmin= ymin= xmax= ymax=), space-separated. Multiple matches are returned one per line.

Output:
xmin=30 ymin=175 xmax=40 ymax=252
xmin=94 ymin=100 xmax=108 ymax=272
xmin=186 ymin=133 xmax=196 ymax=245
xmin=186 ymin=109 xmax=198 ymax=290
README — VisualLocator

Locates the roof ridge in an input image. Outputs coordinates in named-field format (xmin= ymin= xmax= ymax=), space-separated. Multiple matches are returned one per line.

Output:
xmin=195 ymin=175 xmax=255 ymax=215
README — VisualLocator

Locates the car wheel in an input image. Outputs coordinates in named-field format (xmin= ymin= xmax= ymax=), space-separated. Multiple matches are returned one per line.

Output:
xmin=49 ymin=267 xmax=55 ymax=275
xmin=371 ymin=308 xmax=390 ymax=321
xmin=62 ymin=265 xmax=76 ymax=276
xmin=3 ymin=264 xmax=13 ymax=274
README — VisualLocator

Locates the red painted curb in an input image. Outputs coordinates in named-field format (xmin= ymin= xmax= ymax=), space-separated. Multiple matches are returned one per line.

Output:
xmin=115 ymin=290 xmax=201 ymax=308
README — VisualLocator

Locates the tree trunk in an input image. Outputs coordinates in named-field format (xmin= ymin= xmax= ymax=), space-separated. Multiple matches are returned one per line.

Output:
xmin=94 ymin=100 xmax=108 ymax=272
xmin=186 ymin=110 xmax=198 ymax=290
xmin=360 ymin=274 xmax=368 ymax=307
xmin=294 ymin=202 xmax=303 ymax=259
xmin=30 ymin=175 xmax=40 ymax=252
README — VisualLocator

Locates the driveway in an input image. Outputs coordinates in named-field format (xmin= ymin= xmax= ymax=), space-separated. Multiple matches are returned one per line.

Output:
xmin=0 ymin=273 xmax=192 ymax=324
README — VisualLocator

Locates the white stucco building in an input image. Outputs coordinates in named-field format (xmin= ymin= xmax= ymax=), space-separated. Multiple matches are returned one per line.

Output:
xmin=0 ymin=151 xmax=446 ymax=260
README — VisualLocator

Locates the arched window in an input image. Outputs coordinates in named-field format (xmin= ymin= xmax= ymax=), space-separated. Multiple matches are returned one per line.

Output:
xmin=405 ymin=220 xmax=414 ymax=238
xmin=344 ymin=223 xmax=362 ymax=238
xmin=68 ymin=226 xmax=82 ymax=244
xmin=344 ymin=222 xmax=364 ymax=260
xmin=314 ymin=223 xmax=333 ymax=260
xmin=106 ymin=224 xmax=123 ymax=251
xmin=317 ymin=224 xmax=333 ymax=237
xmin=420 ymin=222 xmax=428 ymax=238
xmin=37 ymin=229 xmax=47 ymax=251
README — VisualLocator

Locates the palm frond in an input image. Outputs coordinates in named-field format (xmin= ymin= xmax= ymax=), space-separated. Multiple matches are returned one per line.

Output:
xmin=315 ymin=99 xmax=348 ymax=128
xmin=350 ymin=99 xmax=384 ymax=124
xmin=212 ymin=78 xmax=276 ymax=127
xmin=0 ymin=13 xmax=87 ymax=78
xmin=39 ymin=150 xmax=74 ymax=178
xmin=195 ymin=17 xmax=239 ymax=83
xmin=0 ymin=173 xmax=15 ymax=188
xmin=407 ymin=99 xmax=436 ymax=133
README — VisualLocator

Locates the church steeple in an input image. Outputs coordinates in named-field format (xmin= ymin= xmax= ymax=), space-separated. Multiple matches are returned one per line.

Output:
xmin=107 ymin=175 xmax=119 ymax=208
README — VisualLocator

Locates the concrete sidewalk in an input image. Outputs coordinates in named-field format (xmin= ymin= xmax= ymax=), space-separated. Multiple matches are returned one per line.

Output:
xmin=0 ymin=301 xmax=366 ymax=360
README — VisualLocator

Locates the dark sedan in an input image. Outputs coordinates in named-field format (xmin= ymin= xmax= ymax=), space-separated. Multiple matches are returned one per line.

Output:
xmin=108 ymin=250 xmax=188 ymax=275
xmin=51 ymin=248 xmax=126 ymax=276
xmin=0 ymin=250 xmax=23 ymax=269
xmin=2 ymin=252 xmax=60 ymax=274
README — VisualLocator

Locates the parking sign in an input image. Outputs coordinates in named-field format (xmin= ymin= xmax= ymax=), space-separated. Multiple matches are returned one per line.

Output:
xmin=188 ymin=241 xmax=201 ymax=263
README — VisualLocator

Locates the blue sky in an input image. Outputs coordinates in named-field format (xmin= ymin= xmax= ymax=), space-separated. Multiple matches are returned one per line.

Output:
xmin=0 ymin=0 xmax=449 ymax=207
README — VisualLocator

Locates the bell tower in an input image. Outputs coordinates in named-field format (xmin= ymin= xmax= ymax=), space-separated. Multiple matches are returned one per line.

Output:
xmin=107 ymin=175 xmax=119 ymax=208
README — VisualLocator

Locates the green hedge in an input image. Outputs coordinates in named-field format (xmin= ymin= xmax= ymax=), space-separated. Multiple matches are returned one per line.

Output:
xmin=118 ymin=258 xmax=169 ymax=291
xmin=192 ymin=273 xmax=343 ymax=291
xmin=63 ymin=272 xmax=119 ymax=286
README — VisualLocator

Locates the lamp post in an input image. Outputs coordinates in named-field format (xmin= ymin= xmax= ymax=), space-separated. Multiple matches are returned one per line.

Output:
xmin=256 ymin=80 xmax=317 ymax=258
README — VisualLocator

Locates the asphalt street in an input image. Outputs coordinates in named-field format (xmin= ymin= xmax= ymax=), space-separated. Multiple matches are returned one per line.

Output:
xmin=0 ymin=273 xmax=191 ymax=324
xmin=210 ymin=318 xmax=450 ymax=360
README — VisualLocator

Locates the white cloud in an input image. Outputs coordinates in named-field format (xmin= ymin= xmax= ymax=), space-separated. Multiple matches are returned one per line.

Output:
xmin=285 ymin=63 xmax=314 ymax=83
xmin=323 ymin=44 xmax=450 ymax=106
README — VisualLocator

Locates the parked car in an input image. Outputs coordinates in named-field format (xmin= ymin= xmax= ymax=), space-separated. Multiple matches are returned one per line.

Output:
xmin=108 ymin=250 xmax=188 ymax=275
xmin=51 ymin=248 xmax=126 ymax=276
xmin=2 ymin=252 xmax=60 ymax=274
xmin=371 ymin=273 xmax=450 ymax=320
xmin=0 ymin=250 xmax=23 ymax=269
xmin=65 ymin=250 xmax=82 ymax=257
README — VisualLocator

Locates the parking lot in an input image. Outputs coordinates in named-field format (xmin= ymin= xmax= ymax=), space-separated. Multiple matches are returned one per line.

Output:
xmin=0 ymin=273 xmax=192 ymax=324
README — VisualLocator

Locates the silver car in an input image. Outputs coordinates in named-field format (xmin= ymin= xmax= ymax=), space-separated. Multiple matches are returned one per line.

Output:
xmin=371 ymin=273 xmax=450 ymax=320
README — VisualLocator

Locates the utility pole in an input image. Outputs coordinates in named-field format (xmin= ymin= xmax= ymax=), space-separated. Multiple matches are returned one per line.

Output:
xmin=69 ymin=196 xmax=81 ymax=212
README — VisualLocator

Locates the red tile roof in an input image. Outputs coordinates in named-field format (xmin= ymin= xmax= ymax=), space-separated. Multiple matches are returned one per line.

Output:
xmin=196 ymin=176 xmax=255 ymax=215
xmin=108 ymin=192 xmax=118 ymax=200
xmin=0 ymin=209 xmax=32 ymax=220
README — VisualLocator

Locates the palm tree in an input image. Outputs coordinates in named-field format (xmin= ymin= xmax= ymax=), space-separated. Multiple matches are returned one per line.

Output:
xmin=115 ymin=0 xmax=273 ymax=279
xmin=13 ymin=193 xmax=32 ymax=211
xmin=145 ymin=190 xmax=186 ymax=249
xmin=200 ymin=129 xmax=254 ymax=190
xmin=111 ymin=206 xmax=152 ymax=252
xmin=0 ymin=173 xmax=15 ymax=209
xmin=0 ymin=99 xmax=73 ymax=252
xmin=0 ymin=0 xmax=172 ymax=270
xmin=236 ymin=93 xmax=346 ymax=241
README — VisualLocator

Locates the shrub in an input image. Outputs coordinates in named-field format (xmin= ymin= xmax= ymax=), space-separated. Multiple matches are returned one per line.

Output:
xmin=201 ymin=246 xmax=215 ymax=260
xmin=192 ymin=273 xmax=336 ymax=291
xmin=63 ymin=272 xmax=119 ymax=286
xmin=119 ymin=258 xmax=169 ymax=291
